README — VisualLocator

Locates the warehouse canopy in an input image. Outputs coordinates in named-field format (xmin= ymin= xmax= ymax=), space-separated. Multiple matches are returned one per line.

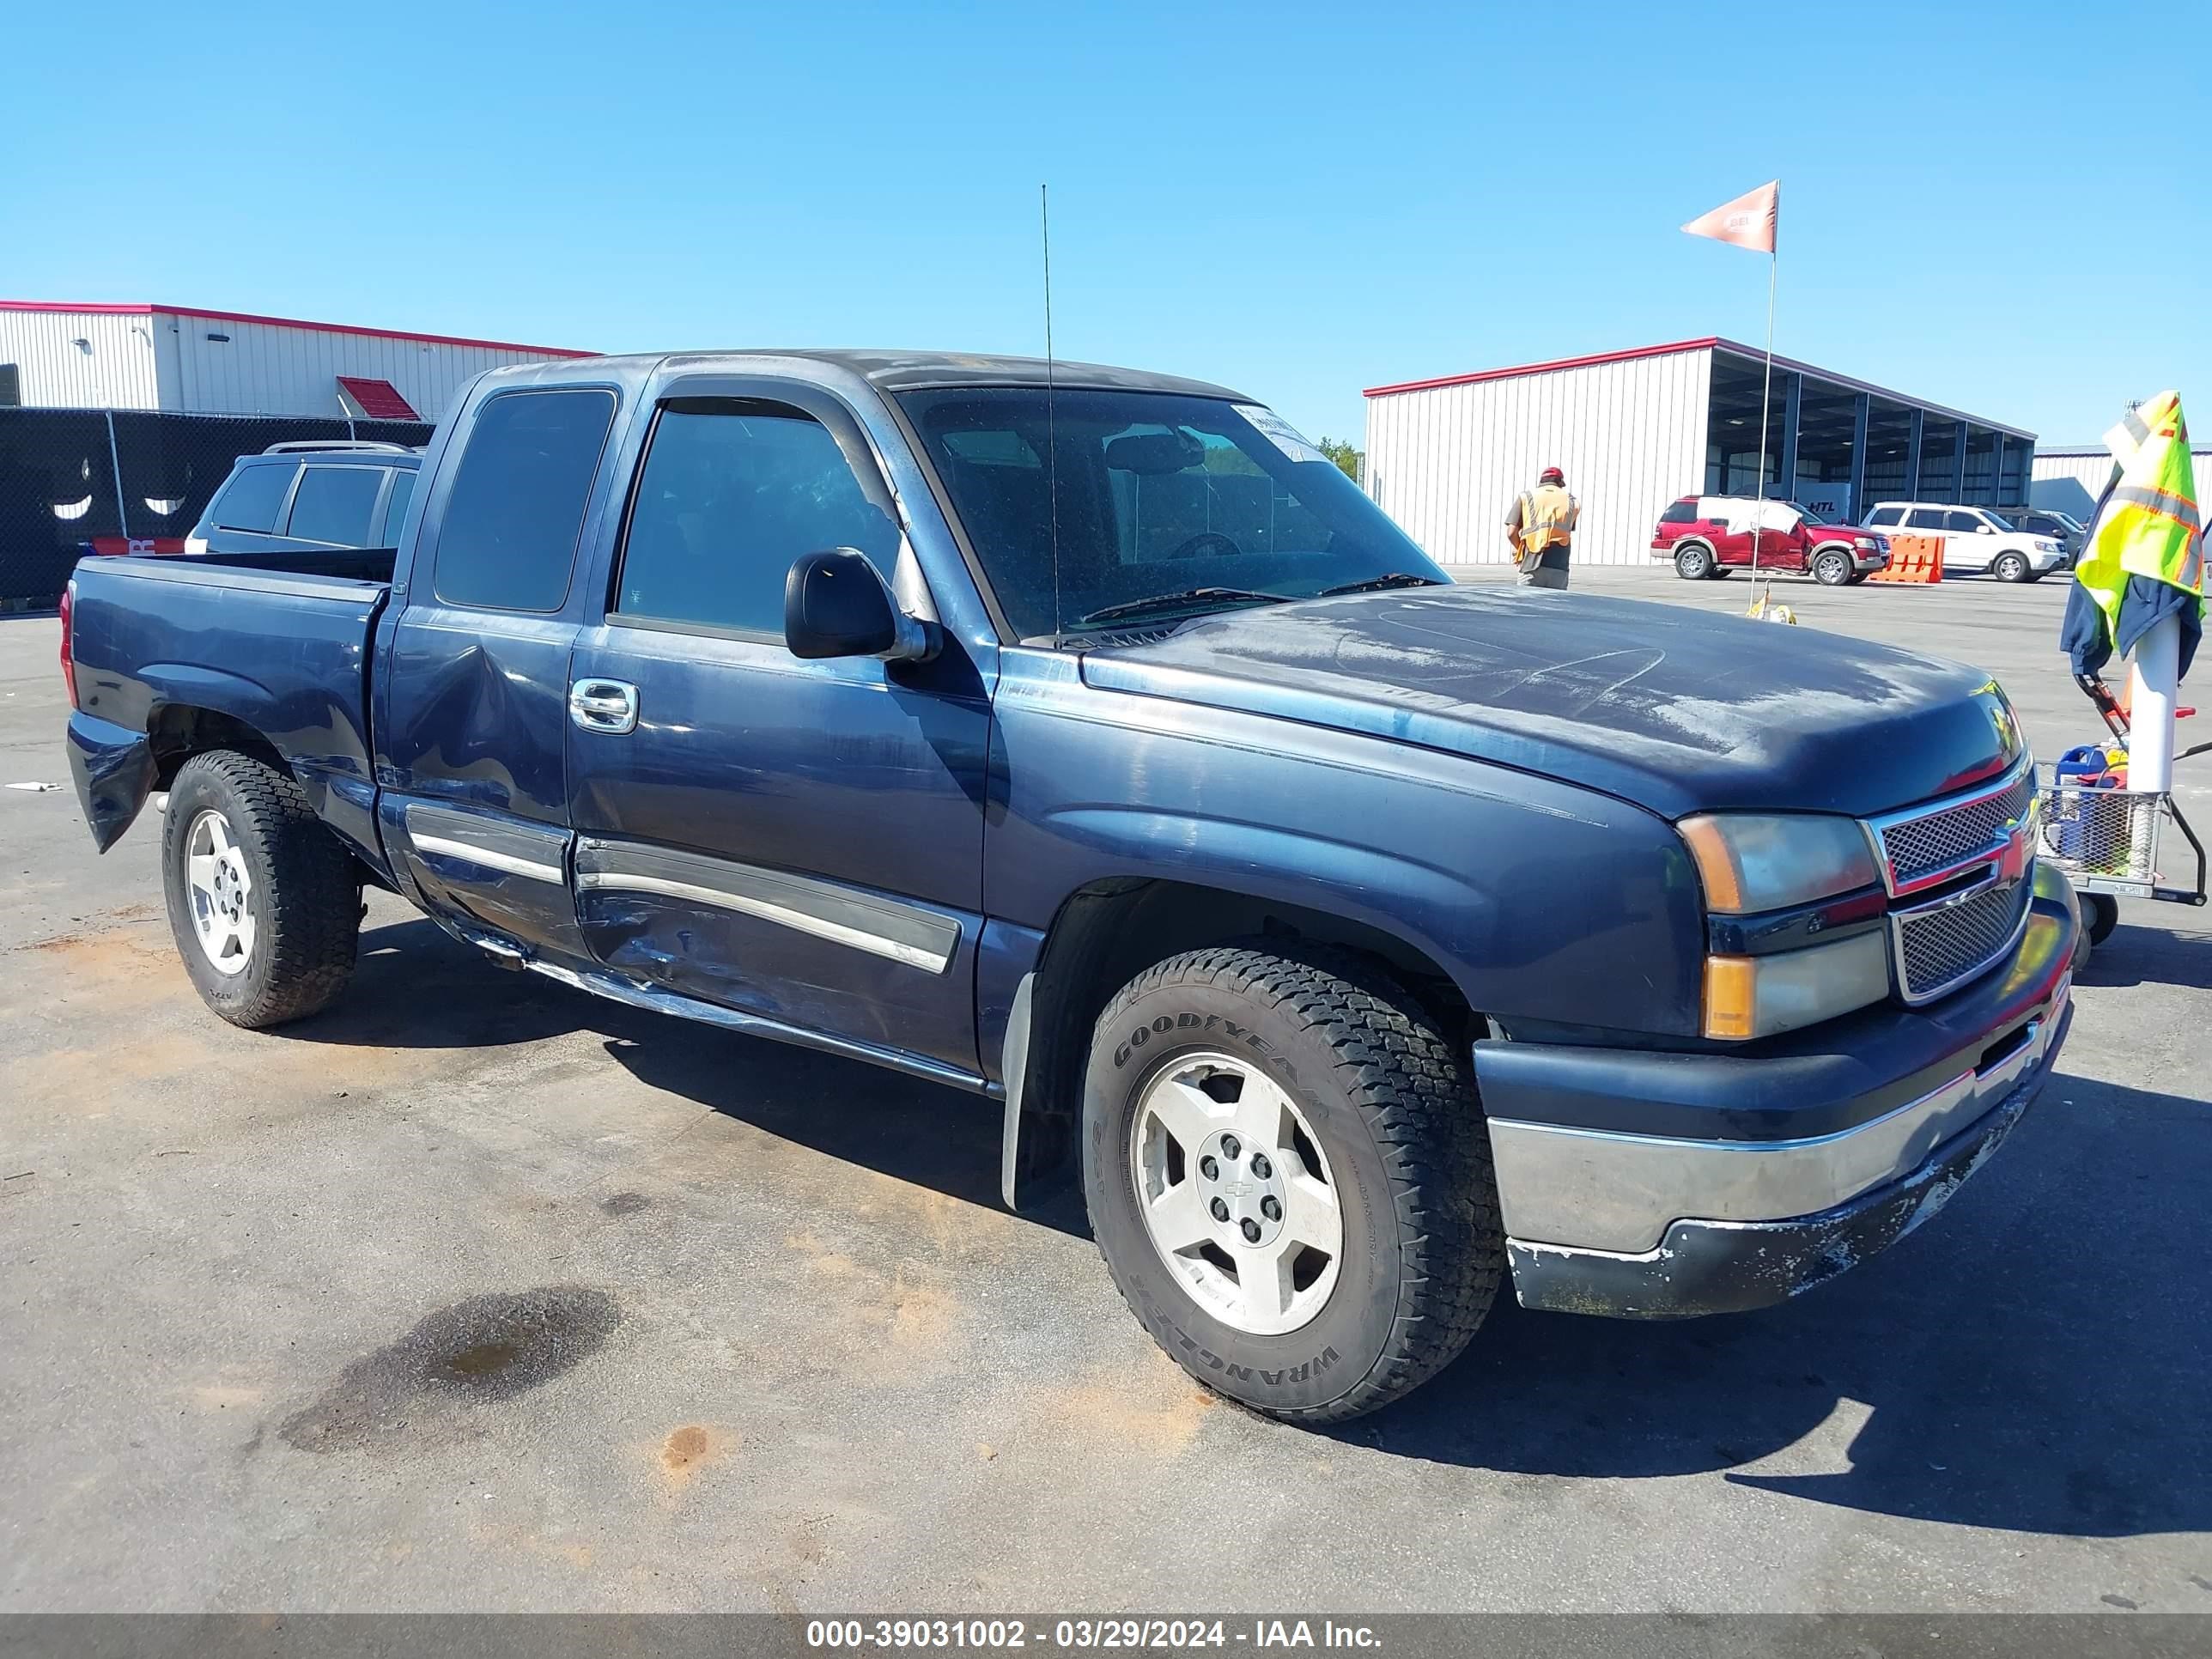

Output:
xmin=335 ymin=375 xmax=420 ymax=421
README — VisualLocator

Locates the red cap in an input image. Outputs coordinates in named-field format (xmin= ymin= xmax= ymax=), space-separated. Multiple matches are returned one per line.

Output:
xmin=1540 ymin=465 xmax=1565 ymax=483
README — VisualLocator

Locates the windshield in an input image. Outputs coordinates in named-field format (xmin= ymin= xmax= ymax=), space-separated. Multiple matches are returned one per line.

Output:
xmin=897 ymin=387 xmax=1445 ymax=637
xmin=1791 ymin=502 xmax=1831 ymax=526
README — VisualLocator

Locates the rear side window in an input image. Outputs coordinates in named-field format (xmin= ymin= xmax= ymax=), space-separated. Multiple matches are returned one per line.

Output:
xmin=285 ymin=465 xmax=386 ymax=545
xmin=434 ymin=390 xmax=617 ymax=611
xmin=612 ymin=400 xmax=899 ymax=635
xmin=1865 ymin=507 xmax=1904 ymax=526
xmin=1658 ymin=500 xmax=1698 ymax=524
xmin=380 ymin=470 xmax=417 ymax=544
xmin=1945 ymin=510 xmax=1984 ymax=532
xmin=213 ymin=463 xmax=298 ymax=533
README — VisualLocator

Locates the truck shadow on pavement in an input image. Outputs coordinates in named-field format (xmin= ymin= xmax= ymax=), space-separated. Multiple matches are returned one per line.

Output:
xmin=291 ymin=917 xmax=1077 ymax=1233
xmin=295 ymin=921 xmax=2203 ymax=1537
xmin=1345 ymin=1067 xmax=2209 ymax=1540
xmin=2070 ymin=921 xmax=2212 ymax=992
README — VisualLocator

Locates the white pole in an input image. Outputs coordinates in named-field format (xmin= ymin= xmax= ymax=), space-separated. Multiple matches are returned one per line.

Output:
xmin=1750 ymin=249 xmax=1776 ymax=579
xmin=2128 ymin=612 xmax=2180 ymax=794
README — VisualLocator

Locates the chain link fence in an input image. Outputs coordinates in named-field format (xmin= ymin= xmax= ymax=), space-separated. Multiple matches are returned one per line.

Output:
xmin=0 ymin=408 xmax=433 ymax=609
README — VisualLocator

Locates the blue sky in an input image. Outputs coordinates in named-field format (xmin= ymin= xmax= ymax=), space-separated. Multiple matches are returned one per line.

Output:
xmin=6 ymin=1 xmax=2206 ymax=448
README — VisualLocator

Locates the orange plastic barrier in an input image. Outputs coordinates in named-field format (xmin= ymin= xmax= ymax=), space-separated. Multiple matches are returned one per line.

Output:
xmin=1867 ymin=534 xmax=1945 ymax=585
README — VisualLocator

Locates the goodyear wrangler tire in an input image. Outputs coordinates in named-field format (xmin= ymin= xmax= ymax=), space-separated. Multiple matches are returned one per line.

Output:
xmin=1081 ymin=945 xmax=1502 ymax=1423
xmin=161 ymin=750 xmax=360 ymax=1029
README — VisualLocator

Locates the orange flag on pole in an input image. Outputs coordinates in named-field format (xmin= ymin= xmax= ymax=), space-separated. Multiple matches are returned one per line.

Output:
xmin=1681 ymin=180 xmax=1778 ymax=253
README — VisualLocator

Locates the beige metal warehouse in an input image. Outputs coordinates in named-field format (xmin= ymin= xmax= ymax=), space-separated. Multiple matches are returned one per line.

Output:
xmin=1363 ymin=338 xmax=2034 ymax=569
xmin=2033 ymin=443 xmax=2212 ymax=522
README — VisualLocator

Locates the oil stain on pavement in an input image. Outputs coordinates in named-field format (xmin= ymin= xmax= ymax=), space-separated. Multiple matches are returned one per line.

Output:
xmin=278 ymin=1286 xmax=621 ymax=1453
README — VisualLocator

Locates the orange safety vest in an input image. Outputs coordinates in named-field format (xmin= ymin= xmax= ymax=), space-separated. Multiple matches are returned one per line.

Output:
xmin=1517 ymin=484 xmax=1580 ymax=557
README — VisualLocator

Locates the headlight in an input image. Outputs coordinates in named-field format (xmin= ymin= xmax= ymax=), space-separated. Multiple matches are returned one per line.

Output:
xmin=1678 ymin=814 xmax=1880 ymax=913
xmin=1703 ymin=931 xmax=1892 ymax=1041
xmin=1680 ymin=813 xmax=1890 ymax=1040
xmin=1854 ymin=537 xmax=1877 ymax=550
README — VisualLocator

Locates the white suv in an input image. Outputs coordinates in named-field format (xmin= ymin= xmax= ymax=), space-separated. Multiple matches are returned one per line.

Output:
xmin=1861 ymin=503 xmax=2066 ymax=582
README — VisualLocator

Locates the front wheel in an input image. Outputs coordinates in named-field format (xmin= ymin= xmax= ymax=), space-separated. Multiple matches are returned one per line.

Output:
xmin=1674 ymin=544 xmax=1714 ymax=580
xmin=161 ymin=750 xmax=360 ymax=1028
xmin=1993 ymin=551 xmax=2029 ymax=582
xmin=2081 ymin=891 xmax=2119 ymax=946
xmin=1082 ymin=945 xmax=1502 ymax=1424
xmin=1813 ymin=549 xmax=1854 ymax=586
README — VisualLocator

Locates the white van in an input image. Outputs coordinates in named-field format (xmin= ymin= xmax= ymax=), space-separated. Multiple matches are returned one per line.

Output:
xmin=1860 ymin=503 xmax=2065 ymax=582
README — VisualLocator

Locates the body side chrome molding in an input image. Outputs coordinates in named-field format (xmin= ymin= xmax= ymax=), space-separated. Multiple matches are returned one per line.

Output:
xmin=574 ymin=838 xmax=960 ymax=975
xmin=402 ymin=802 xmax=570 ymax=885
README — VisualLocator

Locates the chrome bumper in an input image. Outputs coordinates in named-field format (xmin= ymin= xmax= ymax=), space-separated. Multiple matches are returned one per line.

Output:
xmin=1488 ymin=980 xmax=2068 ymax=1257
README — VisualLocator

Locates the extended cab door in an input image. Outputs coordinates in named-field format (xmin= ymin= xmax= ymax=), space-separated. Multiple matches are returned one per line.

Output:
xmin=374 ymin=380 xmax=629 ymax=961
xmin=562 ymin=375 xmax=993 ymax=1078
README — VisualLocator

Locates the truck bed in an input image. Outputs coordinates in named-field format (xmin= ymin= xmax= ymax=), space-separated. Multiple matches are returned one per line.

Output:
xmin=65 ymin=554 xmax=391 ymax=858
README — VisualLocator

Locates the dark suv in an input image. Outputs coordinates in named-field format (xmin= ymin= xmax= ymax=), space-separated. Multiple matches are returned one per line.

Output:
xmin=180 ymin=442 xmax=421 ymax=561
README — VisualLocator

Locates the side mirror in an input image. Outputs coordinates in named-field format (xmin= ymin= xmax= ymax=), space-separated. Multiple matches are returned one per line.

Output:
xmin=1977 ymin=524 xmax=1996 ymax=534
xmin=784 ymin=548 xmax=936 ymax=663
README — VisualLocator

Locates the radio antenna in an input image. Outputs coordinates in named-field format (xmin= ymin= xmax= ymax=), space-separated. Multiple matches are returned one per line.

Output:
xmin=1042 ymin=182 xmax=1062 ymax=640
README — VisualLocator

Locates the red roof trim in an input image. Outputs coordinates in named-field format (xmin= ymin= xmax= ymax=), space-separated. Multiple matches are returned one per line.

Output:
xmin=0 ymin=301 xmax=155 ymax=315
xmin=1364 ymin=337 xmax=1721 ymax=398
xmin=0 ymin=299 xmax=591 ymax=358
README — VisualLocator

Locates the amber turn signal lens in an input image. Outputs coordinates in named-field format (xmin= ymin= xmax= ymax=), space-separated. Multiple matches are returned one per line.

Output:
xmin=1703 ymin=955 xmax=1758 ymax=1041
xmin=1680 ymin=817 xmax=1746 ymax=913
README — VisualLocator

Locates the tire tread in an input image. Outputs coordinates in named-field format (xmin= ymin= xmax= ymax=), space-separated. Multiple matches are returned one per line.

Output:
xmin=1090 ymin=943 xmax=1501 ymax=1423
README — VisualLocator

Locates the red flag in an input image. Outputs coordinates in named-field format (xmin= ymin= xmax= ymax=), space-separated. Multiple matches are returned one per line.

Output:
xmin=1682 ymin=180 xmax=1778 ymax=253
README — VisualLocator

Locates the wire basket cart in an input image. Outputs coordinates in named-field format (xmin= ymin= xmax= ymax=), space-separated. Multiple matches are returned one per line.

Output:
xmin=2038 ymin=672 xmax=2209 ymax=950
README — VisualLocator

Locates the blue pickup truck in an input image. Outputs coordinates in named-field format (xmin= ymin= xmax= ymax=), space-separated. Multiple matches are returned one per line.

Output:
xmin=60 ymin=350 xmax=2077 ymax=1422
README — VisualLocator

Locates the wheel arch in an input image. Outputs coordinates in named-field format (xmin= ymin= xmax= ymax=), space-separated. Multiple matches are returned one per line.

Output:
xmin=1000 ymin=875 xmax=1482 ymax=1208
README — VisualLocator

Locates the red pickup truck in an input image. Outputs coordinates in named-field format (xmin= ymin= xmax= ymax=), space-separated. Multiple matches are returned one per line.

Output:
xmin=1652 ymin=495 xmax=1891 ymax=585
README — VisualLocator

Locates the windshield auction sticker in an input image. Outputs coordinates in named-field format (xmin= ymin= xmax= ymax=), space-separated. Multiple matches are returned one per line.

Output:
xmin=1234 ymin=404 xmax=1332 ymax=466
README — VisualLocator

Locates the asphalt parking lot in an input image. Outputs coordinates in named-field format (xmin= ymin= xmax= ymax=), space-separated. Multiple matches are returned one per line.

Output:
xmin=3 ymin=567 xmax=2208 ymax=1616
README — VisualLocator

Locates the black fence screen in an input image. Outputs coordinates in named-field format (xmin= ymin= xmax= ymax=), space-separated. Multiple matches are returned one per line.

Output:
xmin=0 ymin=408 xmax=433 ymax=608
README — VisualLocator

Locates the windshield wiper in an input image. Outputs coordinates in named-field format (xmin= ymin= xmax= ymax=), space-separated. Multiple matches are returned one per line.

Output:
xmin=1315 ymin=572 xmax=1446 ymax=597
xmin=1071 ymin=586 xmax=1294 ymax=627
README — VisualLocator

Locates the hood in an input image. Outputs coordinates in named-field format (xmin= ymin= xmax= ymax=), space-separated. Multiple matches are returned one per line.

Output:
xmin=1079 ymin=586 xmax=2024 ymax=821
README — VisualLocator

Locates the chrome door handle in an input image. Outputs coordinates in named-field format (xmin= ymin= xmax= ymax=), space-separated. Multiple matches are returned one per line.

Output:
xmin=569 ymin=678 xmax=639 ymax=735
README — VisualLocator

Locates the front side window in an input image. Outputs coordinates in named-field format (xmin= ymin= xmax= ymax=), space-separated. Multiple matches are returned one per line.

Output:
xmin=213 ymin=463 xmax=298 ymax=533
xmin=285 ymin=465 xmax=385 ymax=545
xmin=1906 ymin=508 xmax=1947 ymax=531
xmin=434 ymin=389 xmax=617 ymax=611
xmin=1945 ymin=510 xmax=1985 ymax=533
xmin=899 ymin=387 xmax=1443 ymax=638
xmin=613 ymin=399 xmax=900 ymax=634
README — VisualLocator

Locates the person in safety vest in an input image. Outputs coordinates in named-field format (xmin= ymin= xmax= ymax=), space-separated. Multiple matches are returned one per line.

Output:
xmin=2059 ymin=391 xmax=2203 ymax=680
xmin=1507 ymin=465 xmax=1580 ymax=589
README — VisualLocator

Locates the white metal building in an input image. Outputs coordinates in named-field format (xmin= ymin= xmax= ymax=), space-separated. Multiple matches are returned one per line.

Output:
xmin=2033 ymin=443 xmax=2212 ymax=521
xmin=1363 ymin=337 xmax=2035 ymax=568
xmin=0 ymin=301 xmax=587 ymax=423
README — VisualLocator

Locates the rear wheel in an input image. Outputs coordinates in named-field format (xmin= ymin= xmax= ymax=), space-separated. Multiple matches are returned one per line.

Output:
xmin=1674 ymin=543 xmax=1714 ymax=580
xmin=161 ymin=750 xmax=360 ymax=1028
xmin=1082 ymin=945 xmax=1502 ymax=1424
xmin=1993 ymin=551 xmax=2030 ymax=582
xmin=1812 ymin=549 xmax=1854 ymax=586
xmin=2081 ymin=891 xmax=2119 ymax=946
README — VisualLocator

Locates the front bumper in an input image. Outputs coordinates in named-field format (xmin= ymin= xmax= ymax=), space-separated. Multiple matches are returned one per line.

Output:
xmin=1475 ymin=861 xmax=2077 ymax=1319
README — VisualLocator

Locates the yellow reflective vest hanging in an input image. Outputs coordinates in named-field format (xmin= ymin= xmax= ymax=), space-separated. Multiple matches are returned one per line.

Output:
xmin=1517 ymin=484 xmax=1581 ymax=556
xmin=2071 ymin=390 xmax=2203 ymax=658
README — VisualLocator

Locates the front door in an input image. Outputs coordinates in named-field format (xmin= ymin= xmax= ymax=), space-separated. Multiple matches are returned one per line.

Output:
xmin=563 ymin=380 xmax=992 ymax=1076
xmin=1942 ymin=508 xmax=1992 ymax=570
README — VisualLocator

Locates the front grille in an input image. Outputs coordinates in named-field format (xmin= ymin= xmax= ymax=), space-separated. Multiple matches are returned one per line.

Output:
xmin=1880 ymin=767 xmax=2037 ymax=887
xmin=1895 ymin=878 xmax=2032 ymax=1002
